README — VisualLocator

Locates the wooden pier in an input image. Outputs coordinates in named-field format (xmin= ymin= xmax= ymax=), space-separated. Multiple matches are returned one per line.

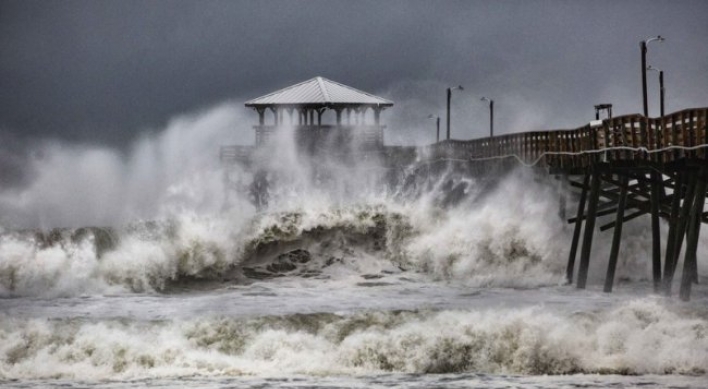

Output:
xmin=417 ymin=107 xmax=708 ymax=300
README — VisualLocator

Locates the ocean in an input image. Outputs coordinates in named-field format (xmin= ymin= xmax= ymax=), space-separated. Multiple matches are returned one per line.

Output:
xmin=1 ymin=113 xmax=707 ymax=388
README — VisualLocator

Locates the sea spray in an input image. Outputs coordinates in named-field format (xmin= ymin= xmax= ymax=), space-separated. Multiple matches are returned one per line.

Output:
xmin=0 ymin=103 xmax=245 ymax=229
xmin=2 ymin=170 xmax=706 ymax=297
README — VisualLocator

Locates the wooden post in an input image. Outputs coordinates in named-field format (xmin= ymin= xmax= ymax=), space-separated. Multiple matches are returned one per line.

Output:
xmin=604 ymin=174 xmax=629 ymax=293
xmin=566 ymin=171 xmax=590 ymax=284
xmin=577 ymin=167 xmax=602 ymax=289
xmin=650 ymin=170 xmax=663 ymax=292
xmin=662 ymin=171 xmax=683 ymax=294
xmin=679 ymin=170 xmax=707 ymax=301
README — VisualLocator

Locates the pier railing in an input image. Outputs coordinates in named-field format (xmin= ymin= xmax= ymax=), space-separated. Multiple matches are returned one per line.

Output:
xmin=222 ymin=107 xmax=707 ymax=172
xmin=423 ymin=107 xmax=707 ymax=171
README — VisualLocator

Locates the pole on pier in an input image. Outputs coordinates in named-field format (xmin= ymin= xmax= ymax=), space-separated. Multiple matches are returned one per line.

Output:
xmin=566 ymin=171 xmax=590 ymax=284
xmin=481 ymin=97 xmax=494 ymax=137
xmin=679 ymin=170 xmax=707 ymax=301
xmin=446 ymin=85 xmax=463 ymax=141
xmin=428 ymin=114 xmax=441 ymax=143
xmin=577 ymin=167 xmax=602 ymax=289
xmin=490 ymin=99 xmax=494 ymax=137
xmin=641 ymin=36 xmax=664 ymax=117
xmin=641 ymin=41 xmax=648 ymax=117
xmin=436 ymin=117 xmax=440 ymax=143
xmin=604 ymin=175 xmax=629 ymax=293
xmin=447 ymin=88 xmax=451 ymax=140
xmin=659 ymin=70 xmax=665 ymax=118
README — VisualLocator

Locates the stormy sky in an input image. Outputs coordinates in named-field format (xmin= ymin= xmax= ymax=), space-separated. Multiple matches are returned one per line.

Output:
xmin=1 ymin=0 xmax=707 ymax=148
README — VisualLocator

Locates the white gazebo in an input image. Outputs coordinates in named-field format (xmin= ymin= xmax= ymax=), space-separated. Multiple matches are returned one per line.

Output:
xmin=245 ymin=76 xmax=393 ymax=149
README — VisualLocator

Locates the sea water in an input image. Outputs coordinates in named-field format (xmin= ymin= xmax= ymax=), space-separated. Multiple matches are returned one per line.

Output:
xmin=1 ymin=107 xmax=707 ymax=388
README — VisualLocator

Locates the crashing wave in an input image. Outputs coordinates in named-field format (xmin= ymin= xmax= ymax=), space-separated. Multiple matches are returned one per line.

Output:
xmin=0 ymin=299 xmax=706 ymax=379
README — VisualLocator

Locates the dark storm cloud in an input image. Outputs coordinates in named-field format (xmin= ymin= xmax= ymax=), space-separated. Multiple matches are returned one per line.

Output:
xmin=1 ymin=0 xmax=707 ymax=146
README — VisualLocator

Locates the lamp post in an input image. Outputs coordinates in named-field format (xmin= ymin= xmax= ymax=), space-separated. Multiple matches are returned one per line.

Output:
xmin=647 ymin=65 xmax=665 ymax=118
xmin=428 ymin=114 xmax=441 ymax=143
xmin=641 ymin=36 xmax=664 ymax=117
xmin=640 ymin=36 xmax=665 ymax=293
xmin=446 ymin=85 xmax=463 ymax=140
xmin=481 ymin=97 xmax=494 ymax=137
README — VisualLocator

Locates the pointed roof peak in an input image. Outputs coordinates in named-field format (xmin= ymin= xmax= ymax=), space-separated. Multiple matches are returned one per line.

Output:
xmin=245 ymin=76 xmax=393 ymax=107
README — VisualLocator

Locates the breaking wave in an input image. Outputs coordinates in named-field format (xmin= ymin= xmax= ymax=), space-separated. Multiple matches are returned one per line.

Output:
xmin=3 ymin=167 xmax=704 ymax=297
xmin=1 ymin=299 xmax=706 ymax=380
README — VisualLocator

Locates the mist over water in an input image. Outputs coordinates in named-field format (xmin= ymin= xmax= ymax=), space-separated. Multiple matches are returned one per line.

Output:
xmin=0 ymin=102 xmax=245 ymax=229
xmin=1 ymin=102 xmax=707 ymax=387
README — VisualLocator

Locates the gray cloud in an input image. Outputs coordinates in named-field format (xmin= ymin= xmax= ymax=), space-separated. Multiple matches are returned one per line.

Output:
xmin=1 ymin=0 xmax=707 ymax=147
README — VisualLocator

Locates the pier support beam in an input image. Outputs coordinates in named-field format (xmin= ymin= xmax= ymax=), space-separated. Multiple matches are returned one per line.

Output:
xmin=577 ymin=167 xmax=602 ymax=289
xmin=650 ymin=171 xmax=663 ymax=292
xmin=662 ymin=171 xmax=684 ymax=294
xmin=566 ymin=171 xmax=590 ymax=284
xmin=604 ymin=175 xmax=629 ymax=293
xmin=667 ymin=169 xmax=698 ymax=292
xmin=680 ymin=169 xmax=706 ymax=301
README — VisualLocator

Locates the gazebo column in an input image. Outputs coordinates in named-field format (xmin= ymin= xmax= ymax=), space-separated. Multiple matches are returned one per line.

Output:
xmin=373 ymin=107 xmax=381 ymax=125
xmin=335 ymin=108 xmax=343 ymax=125
xmin=317 ymin=108 xmax=325 ymax=125
xmin=256 ymin=107 xmax=265 ymax=125
xmin=270 ymin=107 xmax=279 ymax=125
xmin=309 ymin=109 xmax=314 ymax=125
xmin=285 ymin=108 xmax=294 ymax=125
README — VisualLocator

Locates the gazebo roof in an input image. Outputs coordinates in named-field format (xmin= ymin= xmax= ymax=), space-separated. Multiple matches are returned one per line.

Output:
xmin=245 ymin=77 xmax=393 ymax=107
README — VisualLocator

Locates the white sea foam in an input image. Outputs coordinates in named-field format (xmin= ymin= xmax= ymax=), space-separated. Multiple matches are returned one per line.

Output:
xmin=0 ymin=299 xmax=706 ymax=380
